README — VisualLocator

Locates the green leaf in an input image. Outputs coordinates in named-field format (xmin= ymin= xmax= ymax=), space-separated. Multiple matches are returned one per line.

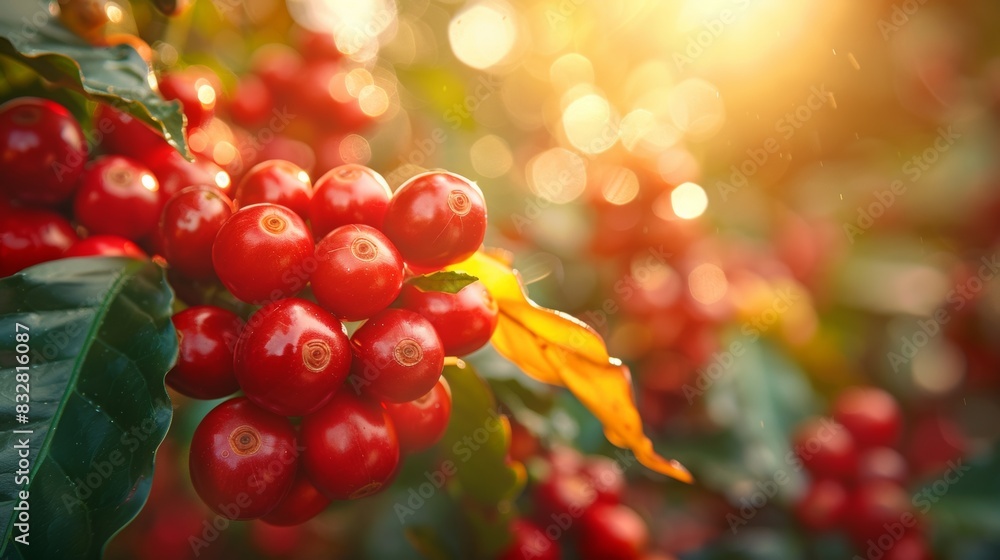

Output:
xmin=440 ymin=363 xmax=523 ymax=557
xmin=442 ymin=363 xmax=524 ymax=504
xmin=0 ymin=1 xmax=188 ymax=157
xmin=407 ymin=272 xmax=479 ymax=294
xmin=926 ymin=443 xmax=1000 ymax=541
xmin=698 ymin=336 xmax=818 ymax=501
xmin=0 ymin=257 xmax=177 ymax=560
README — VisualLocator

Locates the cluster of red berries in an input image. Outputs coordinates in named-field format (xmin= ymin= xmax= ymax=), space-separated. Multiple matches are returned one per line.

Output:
xmin=147 ymin=27 xmax=380 ymax=183
xmin=0 ymin=96 xmax=173 ymax=275
xmin=497 ymin=447 xmax=659 ymax=560
xmin=0 ymin=93 xmax=498 ymax=525
xmin=165 ymin=164 xmax=497 ymax=525
xmin=222 ymin=28 xmax=380 ymax=177
xmin=791 ymin=387 xmax=932 ymax=560
xmin=0 ymin=21 xmax=382 ymax=276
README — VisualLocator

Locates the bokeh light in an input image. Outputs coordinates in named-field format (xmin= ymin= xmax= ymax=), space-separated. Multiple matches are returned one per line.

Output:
xmin=286 ymin=0 xmax=396 ymax=60
xmin=339 ymin=134 xmax=372 ymax=163
xmin=527 ymin=147 xmax=587 ymax=204
xmin=549 ymin=53 xmax=594 ymax=91
xmin=600 ymin=167 xmax=640 ymax=206
xmin=105 ymin=2 xmax=124 ymax=23
xmin=562 ymin=93 xmax=618 ymax=155
xmin=670 ymin=181 xmax=708 ymax=219
xmin=470 ymin=134 xmax=513 ymax=178
xmin=195 ymin=80 xmax=216 ymax=106
xmin=449 ymin=1 xmax=518 ymax=70
xmin=688 ymin=263 xmax=728 ymax=305
xmin=667 ymin=78 xmax=725 ymax=141
xmin=358 ymin=85 xmax=389 ymax=117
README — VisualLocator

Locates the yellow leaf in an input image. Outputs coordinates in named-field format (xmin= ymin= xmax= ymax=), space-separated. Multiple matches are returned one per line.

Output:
xmin=449 ymin=251 xmax=693 ymax=484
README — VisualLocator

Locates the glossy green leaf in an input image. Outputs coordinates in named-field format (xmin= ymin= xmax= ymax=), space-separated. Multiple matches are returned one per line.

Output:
xmin=0 ymin=1 xmax=188 ymax=157
xmin=699 ymin=336 xmax=817 ymax=499
xmin=440 ymin=363 xmax=523 ymax=557
xmin=442 ymin=363 xmax=524 ymax=505
xmin=0 ymin=257 xmax=177 ymax=560
xmin=926 ymin=444 xmax=1000 ymax=540
xmin=407 ymin=272 xmax=479 ymax=295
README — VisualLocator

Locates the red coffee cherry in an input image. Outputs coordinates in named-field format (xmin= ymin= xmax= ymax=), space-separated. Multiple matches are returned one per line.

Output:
xmin=158 ymin=68 xmax=219 ymax=129
xmin=235 ymin=298 xmax=352 ymax=416
xmin=397 ymin=281 xmax=498 ymax=356
xmin=349 ymin=309 xmax=445 ymax=403
xmin=294 ymin=28 xmax=344 ymax=62
xmin=296 ymin=61 xmax=370 ymax=131
xmin=166 ymin=305 xmax=242 ymax=400
xmin=211 ymin=203 xmax=314 ymax=303
xmin=496 ymin=519 xmax=561 ymax=560
xmin=234 ymin=160 xmax=312 ymax=219
xmin=189 ymin=397 xmax=298 ymax=520
xmin=159 ymin=185 xmax=234 ymax=279
xmin=383 ymin=376 xmax=452 ymax=454
xmin=833 ymin=387 xmax=903 ymax=449
xmin=261 ymin=468 xmax=332 ymax=526
xmin=0 ymin=97 xmax=87 ymax=204
xmin=74 ymin=155 xmax=161 ymax=241
xmin=300 ymin=391 xmax=400 ymax=500
xmin=229 ymin=75 xmax=274 ymax=127
xmin=94 ymin=103 xmax=171 ymax=162
xmin=792 ymin=418 xmax=858 ymax=481
xmin=146 ymin=146 xmax=233 ymax=202
xmin=250 ymin=43 xmax=303 ymax=101
xmin=883 ymin=531 xmax=932 ymax=560
xmin=533 ymin=472 xmax=597 ymax=521
xmin=579 ymin=456 xmax=626 ymax=505
xmin=857 ymin=447 xmax=909 ymax=485
xmin=577 ymin=503 xmax=649 ymax=560
xmin=0 ymin=208 xmax=78 ymax=276
xmin=308 ymin=164 xmax=392 ymax=238
xmin=312 ymin=225 xmax=404 ymax=321
xmin=65 ymin=235 xmax=147 ymax=259
xmin=382 ymin=171 xmax=487 ymax=272
xmin=845 ymin=480 xmax=917 ymax=546
xmin=794 ymin=478 xmax=849 ymax=531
